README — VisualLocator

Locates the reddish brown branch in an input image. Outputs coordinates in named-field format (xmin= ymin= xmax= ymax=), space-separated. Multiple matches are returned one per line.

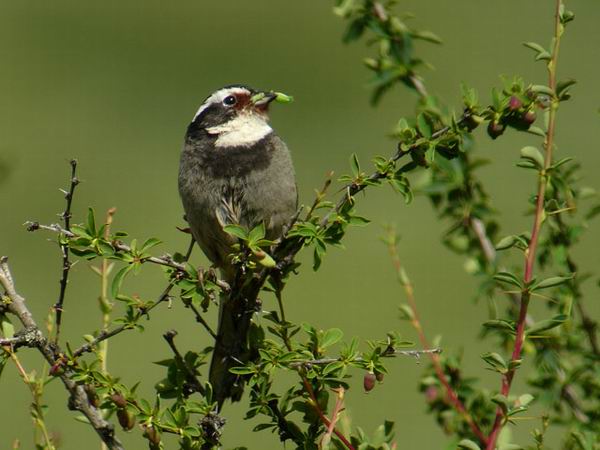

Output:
xmin=386 ymin=236 xmax=488 ymax=446
xmin=485 ymin=2 xmax=563 ymax=447
xmin=301 ymin=377 xmax=355 ymax=450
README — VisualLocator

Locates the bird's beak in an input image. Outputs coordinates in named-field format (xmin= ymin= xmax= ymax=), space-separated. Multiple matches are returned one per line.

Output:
xmin=250 ymin=92 xmax=278 ymax=112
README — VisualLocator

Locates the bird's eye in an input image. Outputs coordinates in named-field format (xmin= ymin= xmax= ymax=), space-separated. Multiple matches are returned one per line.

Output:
xmin=223 ymin=95 xmax=237 ymax=106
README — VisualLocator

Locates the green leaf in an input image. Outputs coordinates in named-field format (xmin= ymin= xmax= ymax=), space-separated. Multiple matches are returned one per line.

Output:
xmin=495 ymin=235 xmax=517 ymax=251
xmin=416 ymin=113 xmax=432 ymax=138
xmin=0 ymin=315 xmax=15 ymax=339
xmin=527 ymin=314 xmax=568 ymax=336
xmin=493 ymin=271 xmax=523 ymax=288
xmin=481 ymin=352 xmax=507 ymax=373
xmin=140 ymin=237 xmax=162 ymax=253
xmin=248 ymin=223 xmax=266 ymax=243
xmin=523 ymin=41 xmax=547 ymax=54
xmin=350 ymin=153 xmax=361 ymax=177
xmin=530 ymin=84 xmax=555 ymax=97
xmin=483 ymin=320 xmax=515 ymax=333
xmin=321 ymin=328 xmax=343 ymax=349
xmin=517 ymin=393 xmax=534 ymax=407
xmin=556 ymin=78 xmax=577 ymax=97
xmin=492 ymin=394 xmax=510 ymax=411
xmin=223 ymin=224 xmax=248 ymax=240
xmin=520 ymin=146 xmax=545 ymax=169
xmin=86 ymin=207 xmax=97 ymax=236
xmin=413 ymin=30 xmax=442 ymax=44
xmin=531 ymin=274 xmax=574 ymax=291
xmin=348 ymin=215 xmax=370 ymax=226
xmin=111 ymin=265 xmax=133 ymax=299
xmin=458 ymin=439 xmax=481 ymax=450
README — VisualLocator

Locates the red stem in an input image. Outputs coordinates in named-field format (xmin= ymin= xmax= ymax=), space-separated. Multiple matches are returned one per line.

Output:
xmin=486 ymin=2 xmax=562 ymax=448
xmin=302 ymin=378 xmax=355 ymax=450
xmin=388 ymin=243 xmax=488 ymax=446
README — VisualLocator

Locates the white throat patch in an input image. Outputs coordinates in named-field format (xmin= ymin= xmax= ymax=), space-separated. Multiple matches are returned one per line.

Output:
xmin=206 ymin=113 xmax=272 ymax=148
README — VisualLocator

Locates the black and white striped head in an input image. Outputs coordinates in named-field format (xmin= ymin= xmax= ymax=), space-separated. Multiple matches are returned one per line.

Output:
xmin=188 ymin=85 xmax=278 ymax=148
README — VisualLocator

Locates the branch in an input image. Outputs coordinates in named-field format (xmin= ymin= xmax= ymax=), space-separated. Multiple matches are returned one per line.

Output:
xmin=162 ymin=330 xmax=205 ymax=396
xmin=72 ymin=281 xmax=176 ymax=359
xmin=486 ymin=2 xmax=564 ymax=447
xmin=54 ymin=159 xmax=79 ymax=344
xmin=301 ymin=377 xmax=355 ymax=450
xmin=25 ymin=222 xmax=231 ymax=292
xmin=0 ymin=257 xmax=124 ymax=450
xmin=386 ymin=236 xmax=488 ymax=445
xmin=289 ymin=348 xmax=442 ymax=369
xmin=0 ymin=326 xmax=43 ymax=349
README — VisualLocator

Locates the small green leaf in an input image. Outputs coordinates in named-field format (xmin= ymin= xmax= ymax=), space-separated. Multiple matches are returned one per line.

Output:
xmin=527 ymin=314 xmax=568 ymax=336
xmin=111 ymin=265 xmax=133 ymax=299
xmin=140 ymin=237 xmax=162 ymax=253
xmin=523 ymin=41 xmax=547 ymax=54
xmin=517 ymin=393 xmax=534 ymax=407
xmin=520 ymin=146 xmax=545 ymax=169
xmin=531 ymin=274 xmax=574 ymax=291
xmin=481 ymin=352 xmax=507 ymax=373
xmin=458 ymin=439 xmax=481 ymax=450
xmin=223 ymin=224 xmax=248 ymax=240
xmin=0 ymin=315 xmax=15 ymax=339
xmin=248 ymin=223 xmax=266 ymax=243
xmin=86 ymin=207 xmax=97 ymax=236
xmin=350 ymin=153 xmax=361 ymax=177
xmin=495 ymin=235 xmax=517 ymax=251
xmin=348 ymin=215 xmax=370 ymax=226
xmin=494 ymin=271 xmax=523 ymax=288
xmin=413 ymin=30 xmax=442 ymax=44
xmin=530 ymin=84 xmax=555 ymax=97
xmin=416 ymin=113 xmax=432 ymax=138
xmin=321 ymin=328 xmax=343 ymax=349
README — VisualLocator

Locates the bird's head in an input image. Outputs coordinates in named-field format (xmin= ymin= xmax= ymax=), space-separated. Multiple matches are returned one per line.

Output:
xmin=188 ymin=85 xmax=292 ymax=148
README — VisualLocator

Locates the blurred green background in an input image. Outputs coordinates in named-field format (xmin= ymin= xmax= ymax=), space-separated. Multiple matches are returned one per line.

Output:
xmin=1 ymin=1 xmax=600 ymax=448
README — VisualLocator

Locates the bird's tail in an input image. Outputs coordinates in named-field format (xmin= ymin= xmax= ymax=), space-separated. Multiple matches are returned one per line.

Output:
xmin=208 ymin=270 xmax=261 ymax=408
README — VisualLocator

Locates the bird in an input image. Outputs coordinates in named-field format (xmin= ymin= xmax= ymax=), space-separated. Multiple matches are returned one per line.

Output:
xmin=178 ymin=85 xmax=297 ymax=406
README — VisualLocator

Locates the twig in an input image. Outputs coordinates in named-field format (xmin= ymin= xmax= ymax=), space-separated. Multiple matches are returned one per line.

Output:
xmin=72 ymin=281 xmax=176 ymax=359
xmin=25 ymin=222 xmax=231 ymax=292
xmin=301 ymin=377 xmax=355 ymax=450
xmin=5 ymin=348 xmax=57 ymax=449
xmin=163 ymin=330 xmax=205 ymax=396
xmin=269 ymin=276 xmax=354 ymax=450
xmin=386 ymin=234 xmax=488 ymax=446
xmin=0 ymin=327 xmax=43 ymax=349
xmin=0 ymin=257 xmax=124 ymax=450
xmin=98 ymin=208 xmax=117 ymax=376
xmin=54 ymin=159 xmax=79 ymax=344
xmin=486 ymin=2 xmax=564 ymax=447
xmin=289 ymin=348 xmax=442 ymax=369
xmin=183 ymin=301 xmax=217 ymax=340
xmin=321 ymin=387 xmax=346 ymax=449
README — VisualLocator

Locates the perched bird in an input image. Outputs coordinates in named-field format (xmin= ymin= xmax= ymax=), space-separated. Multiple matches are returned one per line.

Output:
xmin=178 ymin=85 xmax=297 ymax=406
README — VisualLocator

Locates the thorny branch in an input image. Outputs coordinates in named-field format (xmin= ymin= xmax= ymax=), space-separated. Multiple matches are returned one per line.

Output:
xmin=54 ymin=159 xmax=79 ymax=344
xmin=25 ymin=222 xmax=231 ymax=293
xmin=0 ymin=256 xmax=124 ymax=450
